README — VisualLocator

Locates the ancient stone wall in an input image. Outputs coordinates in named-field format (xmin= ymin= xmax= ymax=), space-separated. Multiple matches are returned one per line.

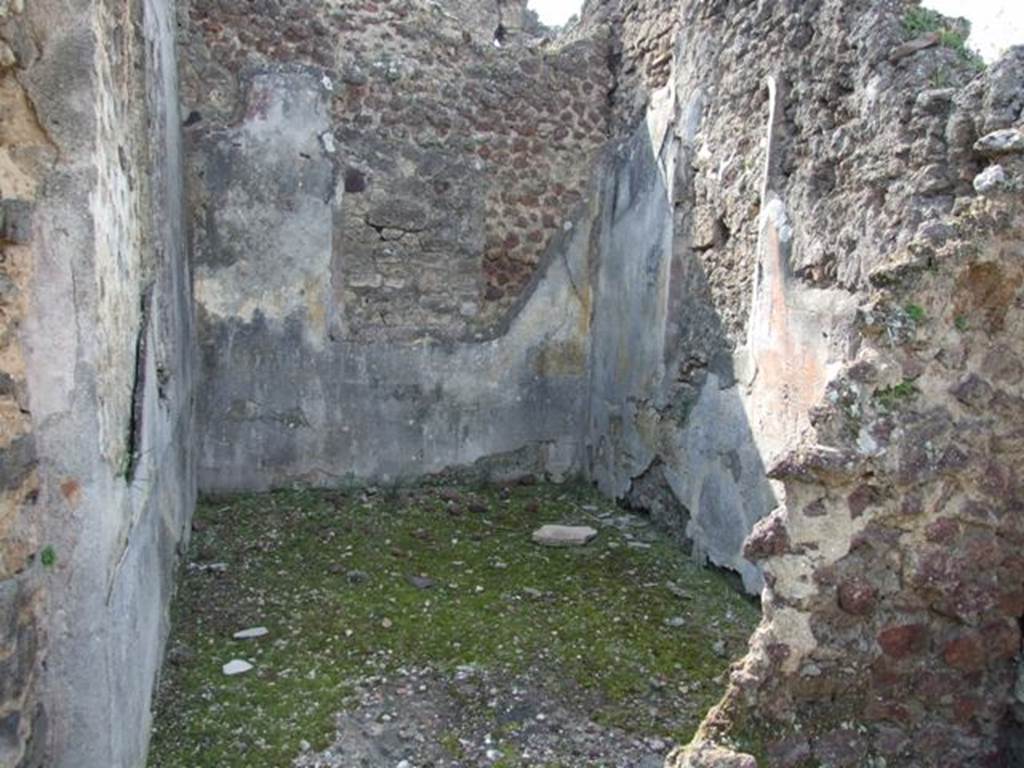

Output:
xmin=567 ymin=0 xmax=679 ymax=130
xmin=182 ymin=0 xmax=609 ymax=337
xmin=440 ymin=0 xmax=541 ymax=41
xmin=0 ymin=0 xmax=195 ymax=765
xmin=0 ymin=0 xmax=52 ymax=759
xmin=189 ymin=64 xmax=595 ymax=492
xmin=647 ymin=2 xmax=1024 ymax=766
xmin=182 ymin=0 xmax=616 ymax=493
xmin=2 ymin=0 xmax=1021 ymax=765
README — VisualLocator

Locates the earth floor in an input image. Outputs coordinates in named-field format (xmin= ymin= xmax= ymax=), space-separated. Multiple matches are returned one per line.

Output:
xmin=148 ymin=481 xmax=759 ymax=768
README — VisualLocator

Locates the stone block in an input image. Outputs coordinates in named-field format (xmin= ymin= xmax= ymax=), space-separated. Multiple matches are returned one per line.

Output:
xmin=942 ymin=632 xmax=986 ymax=672
xmin=0 ymin=200 xmax=33 ymax=244
xmin=0 ymin=435 xmax=35 ymax=491
xmin=531 ymin=525 xmax=597 ymax=547
xmin=975 ymin=129 xmax=1024 ymax=156
xmin=877 ymin=623 xmax=928 ymax=659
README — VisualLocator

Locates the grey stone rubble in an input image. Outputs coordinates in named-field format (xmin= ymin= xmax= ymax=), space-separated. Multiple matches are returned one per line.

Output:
xmin=291 ymin=666 xmax=673 ymax=768
xmin=975 ymin=128 xmax=1024 ymax=155
xmin=974 ymin=164 xmax=1008 ymax=194
xmin=406 ymin=575 xmax=436 ymax=590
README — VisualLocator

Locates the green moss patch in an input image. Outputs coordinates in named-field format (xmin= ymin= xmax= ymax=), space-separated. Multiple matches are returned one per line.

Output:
xmin=149 ymin=483 xmax=759 ymax=767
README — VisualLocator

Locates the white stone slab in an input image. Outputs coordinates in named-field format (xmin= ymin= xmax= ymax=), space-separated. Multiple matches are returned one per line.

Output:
xmin=222 ymin=659 xmax=254 ymax=676
xmin=233 ymin=626 xmax=269 ymax=640
xmin=531 ymin=525 xmax=598 ymax=547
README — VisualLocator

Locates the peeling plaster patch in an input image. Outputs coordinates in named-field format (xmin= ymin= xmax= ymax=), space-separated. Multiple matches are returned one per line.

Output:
xmin=193 ymin=70 xmax=334 ymax=345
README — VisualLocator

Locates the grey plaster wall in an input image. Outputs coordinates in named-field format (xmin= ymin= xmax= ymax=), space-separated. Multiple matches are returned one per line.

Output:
xmin=190 ymin=66 xmax=787 ymax=595
xmin=183 ymin=7 xmax=853 ymax=599
xmin=584 ymin=88 xmax=774 ymax=593
xmin=193 ymin=69 xmax=592 ymax=493
xmin=585 ymin=89 xmax=676 ymax=499
xmin=19 ymin=0 xmax=195 ymax=764
xmin=584 ymin=80 xmax=857 ymax=594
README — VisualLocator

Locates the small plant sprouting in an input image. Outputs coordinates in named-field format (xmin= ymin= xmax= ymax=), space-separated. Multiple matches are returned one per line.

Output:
xmin=930 ymin=67 xmax=951 ymax=89
xmin=939 ymin=29 xmax=985 ymax=71
xmin=955 ymin=315 xmax=969 ymax=332
xmin=905 ymin=304 xmax=926 ymax=324
xmin=874 ymin=380 xmax=920 ymax=411
xmin=903 ymin=7 xmax=945 ymax=36
xmin=40 ymin=545 xmax=57 ymax=568
xmin=902 ymin=7 xmax=985 ymax=70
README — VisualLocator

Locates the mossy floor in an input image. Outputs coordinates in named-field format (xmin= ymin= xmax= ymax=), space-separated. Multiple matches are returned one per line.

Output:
xmin=148 ymin=482 xmax=759 ymax=767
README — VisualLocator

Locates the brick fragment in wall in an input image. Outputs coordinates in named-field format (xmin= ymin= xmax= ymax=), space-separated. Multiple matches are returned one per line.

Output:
xmin=645 ymin=1 xmax=1024 ymax=765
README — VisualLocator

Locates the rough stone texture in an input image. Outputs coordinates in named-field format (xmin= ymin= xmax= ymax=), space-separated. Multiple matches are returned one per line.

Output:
xmin=181 ymin=0 xmax=609 ymax=337
xmin=189 ymin=63 xmax=595 ymax=492
xmin=642 ymin=2 xmax=1024 ymax=766
xmin=565 ymin=0 xmax=679 ymax=131
xmin=1 ymin=0 xmax=58 ymax=763
xmin=2 ymin=0 xmax=195 ymax=765
xmin=973 ymin=163 xmax=1008 ymax=194
xmin=4 ymin=0 xmax=1023 ymax=765
xmin=439 ymin=0 xmax=541 ymax=42
xmin=975 ymin=127 xmax=1024 ymax=155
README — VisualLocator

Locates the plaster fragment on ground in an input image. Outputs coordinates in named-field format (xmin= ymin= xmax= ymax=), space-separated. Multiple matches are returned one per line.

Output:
xmin=222 ymin=659 xmax=253 ymax=676
xmin=531 ymin=524 xmax=598 ymax=546
xmin=233 ymin=627 xmax=269 ymax=640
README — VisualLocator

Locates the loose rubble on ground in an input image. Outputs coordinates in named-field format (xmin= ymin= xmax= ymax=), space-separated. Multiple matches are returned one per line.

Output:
xmin=149 ymin=483 xmax=758 ymax=767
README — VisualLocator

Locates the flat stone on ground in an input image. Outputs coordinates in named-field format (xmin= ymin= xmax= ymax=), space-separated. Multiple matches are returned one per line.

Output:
xmin=531 ymin=525 xmax=598 ymax=547
xmin=406 ymin=574 xmax=435 ymax=590
xmin=222 ymin=659 xmax=254 ymax=676
xmin=233 ymin=627 xmax=269 ymax=640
